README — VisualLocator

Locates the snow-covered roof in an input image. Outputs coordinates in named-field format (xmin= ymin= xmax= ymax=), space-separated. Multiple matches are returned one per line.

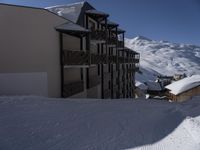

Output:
xmin=46 ymin=2 xmax=85 ymax=23
xmin=165 ymin=75 xmax=200 ymax=95
xmin=135 ymin=81 xmax=148 ymax=90
xmin=56 ymin=22 xmax=90 ymax=33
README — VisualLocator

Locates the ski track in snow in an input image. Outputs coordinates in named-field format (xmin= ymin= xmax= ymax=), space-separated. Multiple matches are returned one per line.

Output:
xmin=0 ymin=96 xmax=200 ymax=150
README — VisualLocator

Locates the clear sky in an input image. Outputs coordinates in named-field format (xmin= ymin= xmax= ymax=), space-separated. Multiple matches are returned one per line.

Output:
xmin=1 ymin=0 xmax=200 ymax=45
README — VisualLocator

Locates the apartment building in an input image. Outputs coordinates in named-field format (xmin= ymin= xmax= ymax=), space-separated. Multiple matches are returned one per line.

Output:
xmin=0 ymin=2 xmax=139 ymax=99
xmin=48 ymin=2 xmax=140 ymax=99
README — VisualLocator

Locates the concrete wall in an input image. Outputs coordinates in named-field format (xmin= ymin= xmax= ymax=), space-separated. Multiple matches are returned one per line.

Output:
xmin=0 ymin=4 xmax=67 ymax=97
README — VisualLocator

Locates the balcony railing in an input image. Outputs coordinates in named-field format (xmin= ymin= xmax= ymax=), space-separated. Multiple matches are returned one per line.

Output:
xmin=64 ymin=50 xmax=89 ymax=65
xmin=64 ymin=50 xmax=139 ymax=66
xmin=63 ymin=81 xmax=84 ymax=97
xmin=91 ymin=29 xmax=106 ymax=41
xmin=88 ymin=75 xmax=101 ymax=89
xmin=108 ymin=55 xmax=117 ymax=63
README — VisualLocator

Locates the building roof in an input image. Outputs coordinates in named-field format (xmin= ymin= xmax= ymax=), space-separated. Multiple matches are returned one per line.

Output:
xmin=46 ymin=2 xmax=85 ymax=23
xmin=146 ymin=81 xmax=162 ymax=91
xmin=46 ymin=1 xmax=108 ymax=26
xmin=101 ymin=20 xmax=118 ymax=28
xmin=85 ymin=9 xmax=109 ymax=17
xmin=56 ymin=22 xmax=90 ymax=34
xmin=165 ymin=75 xmax=200 ymax=95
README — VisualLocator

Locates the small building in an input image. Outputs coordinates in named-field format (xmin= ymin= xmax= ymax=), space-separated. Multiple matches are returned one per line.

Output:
xmin=165 ymin=75 xmax=200 ymax=102
xmin=145 ymin=81 xmax=165 ymax=97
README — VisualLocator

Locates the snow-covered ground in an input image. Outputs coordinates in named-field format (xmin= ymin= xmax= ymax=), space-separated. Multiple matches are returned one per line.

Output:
xmin=0 ymin=96 xmax=200 ymax=150
xmin=125 ymin=36 xmax=200 ymax=83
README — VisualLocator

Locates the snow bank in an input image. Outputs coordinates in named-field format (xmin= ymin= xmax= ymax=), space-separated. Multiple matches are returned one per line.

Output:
xmin=165 ymin=75 xmax=200 ymax=95
xmin=0 ymin=96 xmax=200 ymax=150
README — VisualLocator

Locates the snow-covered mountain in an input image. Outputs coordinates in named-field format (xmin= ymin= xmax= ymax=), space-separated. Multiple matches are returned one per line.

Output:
xmin=125 ymin=36 xmax=200 ymax=83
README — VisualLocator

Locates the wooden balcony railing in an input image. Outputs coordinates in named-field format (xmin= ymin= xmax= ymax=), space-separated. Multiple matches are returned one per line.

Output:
xmin=64 ymin=50 xmax=139 ymax=66
xmin=108 ymin=55 xmax=117 ymax=63
xmin=91 ymin=30 xmax=106 ymax=41
xmin=88 ymin=75 xmax=101 ymax=89
xmin=63 ymin=81 xmax=84 ymax=97
xmin=64 ymin=50 xmax=89 ymax=65
xmin=91 ymin=54 xmax=107 ymax=64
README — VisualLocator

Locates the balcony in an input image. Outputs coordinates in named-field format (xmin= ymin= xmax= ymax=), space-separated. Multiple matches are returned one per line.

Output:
xmin=91 ymin=29 xmax=106 ymax=41
xmin=64 ymin=50 xmax=89 ymax=65
xmin=118 ymin=41 xmax=124 ymax=48
xmin=63 ymin=81 xmax=84 ymax=97
xmin=88 ymin=75 xmax=101 ymax=89
xmin=91 ymin=54 xmax=107 ymax=64
xmin=108 ymin=55 xmax=117 ymax=63
xmin=118 ymin=56 xmax=124 ymax=64
xmin=107 ymin=36 xmax=117 ymax=45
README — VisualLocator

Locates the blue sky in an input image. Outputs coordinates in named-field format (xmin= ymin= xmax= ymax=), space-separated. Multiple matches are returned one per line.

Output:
xmin=1 ymin=0 xmax=200 ymax=45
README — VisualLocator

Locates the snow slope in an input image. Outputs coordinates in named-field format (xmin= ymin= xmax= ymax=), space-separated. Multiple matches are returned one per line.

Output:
xmin=125 ymin=36 xmax=200 ymax=83
xmin=0 ymin=96 xmax=200 ymax=150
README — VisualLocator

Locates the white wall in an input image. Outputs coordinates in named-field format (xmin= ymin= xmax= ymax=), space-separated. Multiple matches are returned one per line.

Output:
xmin=0 ymin=73 xmax=48 ymax=96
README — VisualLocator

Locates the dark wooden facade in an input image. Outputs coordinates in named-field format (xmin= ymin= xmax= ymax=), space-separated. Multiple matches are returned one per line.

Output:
xmin=57 ymin=5 xmax=140 ymax=99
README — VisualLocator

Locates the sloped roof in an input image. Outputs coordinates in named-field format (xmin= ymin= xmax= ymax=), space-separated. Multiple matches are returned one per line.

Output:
xmin=46 ymin=1 xmax=110 ymax=26
xmin=101 ymin=20 xmax=118 ymax=28
xmin=165 ymin=75 xmax=200 ymax=95
xmin=46 ymin=2 xmax=85 ymax=23
xmin=146 ymin=81 xmax=162 ymax=91
xmin=56 ymin=22 xmax=90 ymax=33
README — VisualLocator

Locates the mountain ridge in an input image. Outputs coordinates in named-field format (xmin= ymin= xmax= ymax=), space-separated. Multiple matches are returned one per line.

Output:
xmin=125 ymin=36 xmax=200 ymax=84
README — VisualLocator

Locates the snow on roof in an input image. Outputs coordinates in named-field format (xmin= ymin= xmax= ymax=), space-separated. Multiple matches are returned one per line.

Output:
xmin=56 ymin=22 xmax=90 ymax=33
xmin=135 ymin=81 xmax=148 ymax=90
xmin=46 ymin=2 xmax=85 ymax=23
xmin=165 ymin=75 xmax=200 ymax=95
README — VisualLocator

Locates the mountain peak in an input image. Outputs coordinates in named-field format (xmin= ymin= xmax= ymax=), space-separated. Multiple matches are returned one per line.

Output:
xmin=133 ymin=36 xmax=152 ymax=41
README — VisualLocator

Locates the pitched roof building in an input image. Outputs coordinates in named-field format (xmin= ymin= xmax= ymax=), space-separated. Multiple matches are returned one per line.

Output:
xmin=165 ymin=75 xmax=200 ymax=102
xmin=0 ymin=2 xmax=139 ymax=99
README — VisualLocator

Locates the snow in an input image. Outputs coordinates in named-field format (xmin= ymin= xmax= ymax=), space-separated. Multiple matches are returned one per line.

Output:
xmin=165 ymin=75 xmax=200 ymax=95
xmin=0 ymin=96 xmax=200 ymax=150
xmin=46 ymin=2 xmax=85 ymax=23
xmin=125 ymin=36 xmax=200 ymax=94
xmin=125 ymin=36 xmax=200 ymax=78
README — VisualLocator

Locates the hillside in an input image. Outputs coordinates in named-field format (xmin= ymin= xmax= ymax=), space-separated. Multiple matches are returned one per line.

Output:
xmin=125 ymin=36 xmax=200 ymax=83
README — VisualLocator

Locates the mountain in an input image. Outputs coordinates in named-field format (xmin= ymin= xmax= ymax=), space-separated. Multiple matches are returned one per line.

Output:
xmin=125 ymin=36 xmax=200 ymax=83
